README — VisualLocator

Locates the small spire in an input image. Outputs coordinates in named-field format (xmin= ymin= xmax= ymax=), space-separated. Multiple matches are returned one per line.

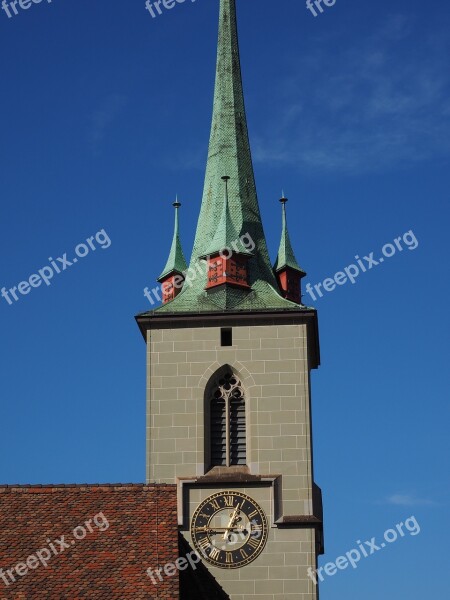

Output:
xmin=274 ymin=196 xmax=305 ymax=274
xmin=157 ymin=199 xmax=188 ymax=281
xmin=202 ymin=176 xmax=252 ymax=257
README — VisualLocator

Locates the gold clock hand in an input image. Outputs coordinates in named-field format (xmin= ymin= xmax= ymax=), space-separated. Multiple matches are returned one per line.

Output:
xmin=194 ymin=526 xmax=246 ymax=533
xmin=222 ymin=507 xmax=238 ymax=541
xmin=222 ymin=502 xmax=244 ymax=541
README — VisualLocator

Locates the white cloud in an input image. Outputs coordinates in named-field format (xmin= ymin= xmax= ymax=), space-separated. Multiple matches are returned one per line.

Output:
xmin=386 ymin=493 xmax=437 ymax=507
xmin=252 ymin=15 xmax=450 ymax=173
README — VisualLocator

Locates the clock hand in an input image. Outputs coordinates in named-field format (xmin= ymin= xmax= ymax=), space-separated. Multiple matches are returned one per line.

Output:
xmin=222 ymin=502 xmax=244 ymax=541
xmin=194 ymin=526 xmax=246 ymax=533
xmin=222 ymin=507 xmax=238 ymax=541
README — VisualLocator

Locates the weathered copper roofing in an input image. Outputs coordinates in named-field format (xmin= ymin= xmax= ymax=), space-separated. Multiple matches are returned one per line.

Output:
xmin=202 ymin=176 xmax=252 ymax=258
xmin=274 ymin=197 xmax=306 ymax=275
xmin=146 ymin=0 xmax=307 ymax=313
xmin=158 ymin=200 xmax=188 ymax=281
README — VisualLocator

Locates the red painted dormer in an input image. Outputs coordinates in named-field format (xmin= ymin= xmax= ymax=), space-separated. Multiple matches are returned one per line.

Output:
xmin=206 ymin=251 xmax=251 ymax=290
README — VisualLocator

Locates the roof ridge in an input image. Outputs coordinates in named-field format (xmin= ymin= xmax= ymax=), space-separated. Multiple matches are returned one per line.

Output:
xmin=0 ymin=483 xmax=176 ymax=490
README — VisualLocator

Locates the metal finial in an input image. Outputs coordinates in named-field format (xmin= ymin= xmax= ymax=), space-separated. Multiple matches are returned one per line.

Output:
xmin=221 ymin=176 xmax=230 ymax=202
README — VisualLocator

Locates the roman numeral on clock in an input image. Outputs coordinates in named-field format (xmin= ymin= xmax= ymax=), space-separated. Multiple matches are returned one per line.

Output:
xmin=191 ymin=491 xmax=268 ymax=569
xmin=251 ymin=523 xmax=263 ymax=536
xmin=247 ymin=537 xmax=260 ymax=549
xmin=198 ymin=537 xmax=211 ymax=552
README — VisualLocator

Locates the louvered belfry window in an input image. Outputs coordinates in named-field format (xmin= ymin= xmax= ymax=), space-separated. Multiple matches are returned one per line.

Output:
xmin=210 ymin=371 xmax=246 ymax=467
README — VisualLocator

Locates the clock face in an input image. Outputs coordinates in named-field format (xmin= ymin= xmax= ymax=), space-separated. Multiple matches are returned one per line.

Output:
xmin=190 ymin=490 xmax=268 ymax=569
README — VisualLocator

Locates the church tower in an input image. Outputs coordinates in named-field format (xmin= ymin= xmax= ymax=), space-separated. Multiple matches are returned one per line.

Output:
xmin=136 ymin=1 xmax=324 ymax=598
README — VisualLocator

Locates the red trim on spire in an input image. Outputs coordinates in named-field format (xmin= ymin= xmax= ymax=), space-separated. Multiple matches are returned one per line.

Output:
xmin=161 ymin=272 xmax=185 ymax=304
xmin=276 ymin=267 xmax=304 ymax=304
xmin=206 ymin=252 xmax=251 ymax=290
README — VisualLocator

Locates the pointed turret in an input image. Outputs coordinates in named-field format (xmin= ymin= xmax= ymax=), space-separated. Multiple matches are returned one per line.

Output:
xmin=203 ymin=177 xmax=240 ymax=258
xmin=274 ymin=196 xmax=306 ymax=304
xmin=203 ymin=176 xmax=252 ymax=291
xmin=157 ymin=200 xmax=188 ymax=304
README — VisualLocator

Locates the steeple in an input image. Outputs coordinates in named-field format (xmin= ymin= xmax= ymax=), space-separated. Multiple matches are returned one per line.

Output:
xmin=274 ymin=196 xmax=306 ymax=304
xmin=157 ymin=199 xmax=188 ymax=304
xmin=153 ymin=0 xmax=306 ymax=312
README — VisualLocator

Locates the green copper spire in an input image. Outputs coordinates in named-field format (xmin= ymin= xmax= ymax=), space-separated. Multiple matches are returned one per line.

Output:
xmin=151 ymin=0 xmax=305 ymax=312
xmin=274 ymin=197 xmax=305 ymax=275
xmin=157 ymin=200 xmax=188 ymax=281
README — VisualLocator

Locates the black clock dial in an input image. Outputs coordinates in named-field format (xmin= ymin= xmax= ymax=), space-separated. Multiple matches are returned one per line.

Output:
xmin=190 ymin=490 xmax=268 ymax=569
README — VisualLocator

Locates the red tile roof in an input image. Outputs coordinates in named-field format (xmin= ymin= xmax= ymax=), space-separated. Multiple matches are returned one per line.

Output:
xmin=0 ymin=484 xmax=179 ymax=599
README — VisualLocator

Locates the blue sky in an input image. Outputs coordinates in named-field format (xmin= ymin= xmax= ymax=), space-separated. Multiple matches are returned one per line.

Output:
xmin=0 ymin=0 xmax=449 ymax=598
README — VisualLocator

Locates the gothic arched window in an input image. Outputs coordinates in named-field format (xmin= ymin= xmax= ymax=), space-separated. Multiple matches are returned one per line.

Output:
xmin=209 ymin=371 xmax=246 ymax=467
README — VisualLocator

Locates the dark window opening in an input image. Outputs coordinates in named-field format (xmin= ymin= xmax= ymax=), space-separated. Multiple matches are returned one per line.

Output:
xmin=221 ymin=328 xmax=233 ymax=347
xmin=210 ymin=396 xmax=227 ymax=466
xmin=209 ymin=371 xmax=246 ymax=467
